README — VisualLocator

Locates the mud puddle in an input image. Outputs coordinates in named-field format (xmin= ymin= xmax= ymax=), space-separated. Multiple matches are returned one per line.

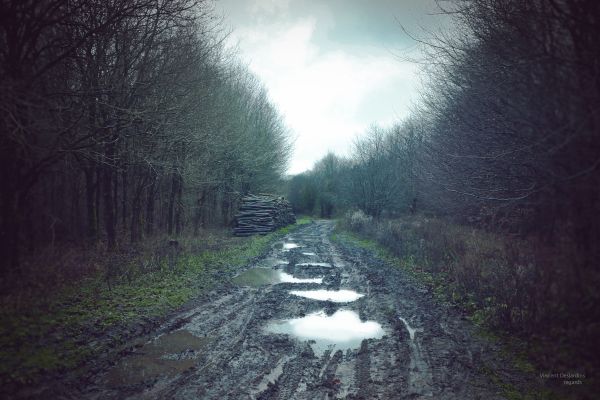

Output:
xmin=233 ymin=268 xmax=323 ymax=286
xmin=104 ymin=330 xmax=208 ymax=387
xmin=283 ymin=242 xmax=300 ymax=250
xmin=53 ymin=220 xmax=521 ymax=400
xmin=289 ymin=289 xmax=364 ymax=302
xmin=295 ymin=262 xmax=332 ymax=268
xmin=265 ymin=309 xmax=384 ymax=355
xmin=259 ymin=257 xmax=289 ymax=267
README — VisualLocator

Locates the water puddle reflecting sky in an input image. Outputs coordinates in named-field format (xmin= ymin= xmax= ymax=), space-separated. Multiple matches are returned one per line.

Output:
xmin=289 ymin=289 xmax=364 ymax=302
xmin=266 ymin=310 xmax=384 ymax=355
xmin=260 ymin=257 xmax=289 ymax=267
xmin=279 ymin=273 xmax=323 ymax=284
xmin=296 ymin=262 xmax=332 ymax=268
xmin=233 ymin=268 xmax=322 ymax=286
xmin=283 ymin=243 xmax=299 ymax=250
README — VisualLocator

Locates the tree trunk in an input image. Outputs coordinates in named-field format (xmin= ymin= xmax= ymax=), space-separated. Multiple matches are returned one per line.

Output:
xmin=122 ymin=169 xmax=128 ymax=230
xmin=167 ymin=171 xmax=179 ymax=235
xmin=175 ymin=174 xmax=183 ymax=235
xmin=103 ymin=165 xmax=116 ymax=249
xmin=0 ymin=185 xmax=21 ymax=274
xmin=130 ymin=191 xmax=142 ymax=244
xmin=193 ymin=190 xmax=205 ymax=236
xmin=113 ymin=168 xmax=119 ymax=233
xmin=85 ymin=166 xmax=97 ymax=240
xmin=95 ymin=166 xmax=101 ymax=235
xmin=146 ymin=175 xmax=156 ymax=236
xmin=221 ymin=193 xmax=230 ymax=226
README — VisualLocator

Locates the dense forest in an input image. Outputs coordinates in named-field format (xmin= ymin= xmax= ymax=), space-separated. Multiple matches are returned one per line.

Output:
xmin=0 ymin=0 xmax=291 ymax=277
xmin=1 ymin=0 xmax=599 ymax=397
xmin=289 ymin=0 xmax=600 ymax=373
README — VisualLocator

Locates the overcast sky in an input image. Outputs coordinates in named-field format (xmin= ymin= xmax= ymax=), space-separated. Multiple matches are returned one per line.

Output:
xmin=216 ymin=0 xmax=449 ymax=175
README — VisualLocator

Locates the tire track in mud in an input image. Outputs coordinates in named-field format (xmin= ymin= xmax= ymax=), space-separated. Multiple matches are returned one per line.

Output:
xmin=66 ymin=220 xmax=516 ymax=399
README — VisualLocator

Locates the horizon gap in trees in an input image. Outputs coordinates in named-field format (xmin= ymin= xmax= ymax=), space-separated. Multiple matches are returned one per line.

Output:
xmin=0 ymin=0 xmax=292 ymax=273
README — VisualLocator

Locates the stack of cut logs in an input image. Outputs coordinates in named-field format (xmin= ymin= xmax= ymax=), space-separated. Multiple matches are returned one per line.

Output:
xmin=233 ymin=194 xmax=296 ymax=236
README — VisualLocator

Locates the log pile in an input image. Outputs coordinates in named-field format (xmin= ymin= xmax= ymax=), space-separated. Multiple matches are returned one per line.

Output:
xmin=233 ymin=194 xmax=296 ymax=236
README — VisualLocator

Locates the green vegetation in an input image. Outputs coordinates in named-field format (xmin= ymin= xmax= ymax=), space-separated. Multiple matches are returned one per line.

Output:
xmin=0 ymin=219 xmax=310 ymax=386
xmin=334 ymin=215 xmax=594 ymax=399
xmin=331 ymin=230 xmax=448 ymax=303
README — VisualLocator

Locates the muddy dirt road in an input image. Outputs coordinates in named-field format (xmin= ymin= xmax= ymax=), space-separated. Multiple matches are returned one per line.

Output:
xmin=63 ymin=220 xmax=516 ymax=399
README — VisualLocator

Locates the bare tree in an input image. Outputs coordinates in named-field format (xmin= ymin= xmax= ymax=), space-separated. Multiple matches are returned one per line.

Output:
xmin=0 ymin=0 xmax=293 ymax=275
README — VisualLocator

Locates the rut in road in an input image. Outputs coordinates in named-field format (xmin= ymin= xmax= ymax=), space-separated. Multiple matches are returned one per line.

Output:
xmin=70 ymin=220 xmax=518 ymax=399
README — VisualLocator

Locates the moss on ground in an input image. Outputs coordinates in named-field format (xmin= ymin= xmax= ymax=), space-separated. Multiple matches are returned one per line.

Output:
xmin=0 ymin=217 xmax=312 ymax=386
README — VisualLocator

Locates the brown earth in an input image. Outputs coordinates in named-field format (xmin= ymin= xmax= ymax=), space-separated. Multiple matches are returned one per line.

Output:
xmin=41 ymin=220 xmax=528 ymax=399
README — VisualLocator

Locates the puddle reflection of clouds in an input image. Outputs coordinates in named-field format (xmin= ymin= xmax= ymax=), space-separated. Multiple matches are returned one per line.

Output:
xmin=289 ymin=289 xmax=364 ymax=302
xmin=266 ymin=310 xmax=384 ymax=354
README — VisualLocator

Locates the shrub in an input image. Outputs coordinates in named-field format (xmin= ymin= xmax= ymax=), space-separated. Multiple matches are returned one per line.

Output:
xmin=346 ymin=210 xmax=373 ymax=233
xmin=341 ymin=214 xmax=541 ymax=332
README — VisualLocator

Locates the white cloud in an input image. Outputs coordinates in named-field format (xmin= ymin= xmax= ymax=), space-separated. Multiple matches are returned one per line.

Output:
xmin=222 ymin=4 xmax=421 ymax=175
xmin=249 ymin=0 xmax=291 ymax=16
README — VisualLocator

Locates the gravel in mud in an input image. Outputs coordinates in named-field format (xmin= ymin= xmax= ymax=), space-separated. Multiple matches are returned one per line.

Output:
xmin=54 ymin=221 xmax=516 ymax=399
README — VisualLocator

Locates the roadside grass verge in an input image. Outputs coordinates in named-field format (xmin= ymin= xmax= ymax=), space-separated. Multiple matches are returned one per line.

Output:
xmin=333 ymin=212 xmax=595 ymax=400
xmin=0 ymin=217 xmax=312 ymax=388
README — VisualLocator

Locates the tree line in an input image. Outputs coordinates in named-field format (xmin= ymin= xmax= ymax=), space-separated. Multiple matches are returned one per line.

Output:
xmin=288 ymin=121 xmax=423 ymax=220
xmin=289 ymin=0 xmax=599 ymax=347
xmin=0 ymin=0 xmax=291 ymax=275
xmin=292 ymin=0 xmax=600 ymax=268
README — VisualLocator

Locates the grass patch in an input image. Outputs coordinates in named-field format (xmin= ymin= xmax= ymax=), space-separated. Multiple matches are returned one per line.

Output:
xmin=331 ymin=230 xmax=439 ymax=294
xmin=333 ymin=216 xmax=595 ymax=400
xmin=0 ymin=220 xmax=310 ymax=387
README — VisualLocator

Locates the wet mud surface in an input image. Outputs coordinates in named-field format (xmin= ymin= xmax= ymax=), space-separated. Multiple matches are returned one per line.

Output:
xmin=56 ymin=221 xmax=515 ymax=399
